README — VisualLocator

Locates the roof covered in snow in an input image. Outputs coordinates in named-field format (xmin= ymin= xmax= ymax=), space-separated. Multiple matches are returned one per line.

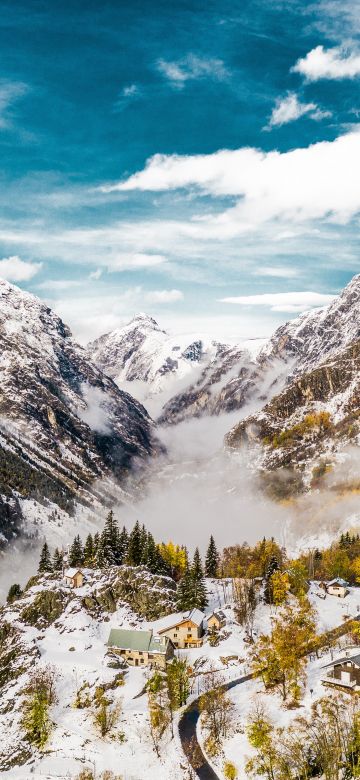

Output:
xmin=323 ymin=653 xmax=360 ymax=669
xmin=64 ymin=568 xmax=84 ymax=579
xmin=151 ymin=608 xmax=204 ymax=633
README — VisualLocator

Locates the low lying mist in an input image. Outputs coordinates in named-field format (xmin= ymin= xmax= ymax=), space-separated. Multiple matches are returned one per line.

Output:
xmin=116 ymin=409 xmax=290 ymax=552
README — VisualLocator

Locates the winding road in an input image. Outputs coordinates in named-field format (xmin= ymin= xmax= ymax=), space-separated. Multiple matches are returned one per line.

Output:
xmin=178 ymin=672 xmax=254 ymax=779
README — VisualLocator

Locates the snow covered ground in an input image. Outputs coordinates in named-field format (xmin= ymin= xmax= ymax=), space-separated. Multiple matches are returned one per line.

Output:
xmin=2 ymin=576 xmax=360 ymax=779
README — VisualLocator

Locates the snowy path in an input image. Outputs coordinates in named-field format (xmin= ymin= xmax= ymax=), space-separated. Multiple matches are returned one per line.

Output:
xmin=178 ymin=672 xmax=254 ymax=780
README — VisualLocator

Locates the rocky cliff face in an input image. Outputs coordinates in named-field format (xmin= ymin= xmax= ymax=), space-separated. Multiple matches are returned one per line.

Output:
xmin=261 ymin=273 xmax=360 ymax=374
xmin=226 ymin=335 xmax=360 ymax=492
xmin=0 ymin=281 xmax=157 ymax=543
xmin=87 ymin=313 xmax=228 ymax=412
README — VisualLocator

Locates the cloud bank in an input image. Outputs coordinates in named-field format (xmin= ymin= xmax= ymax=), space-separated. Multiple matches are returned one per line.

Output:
xmin=103 ymin=130 xmax=360 ymax=229
xmin=292 ymin=45 xmax=360 ymax=80
xmin=0 ymin=255 xmax=42 ymax=281
xmin=219 ymin=291 xmax=335 ymax=313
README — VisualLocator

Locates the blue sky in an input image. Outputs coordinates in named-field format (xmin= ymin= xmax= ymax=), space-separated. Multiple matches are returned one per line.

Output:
xmin=0 ymin=0 xmax=360 ymax=342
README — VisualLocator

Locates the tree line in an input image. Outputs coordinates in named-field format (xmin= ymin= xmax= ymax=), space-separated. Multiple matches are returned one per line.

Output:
xmin=32 ymin=513 xmax=222 ymax=613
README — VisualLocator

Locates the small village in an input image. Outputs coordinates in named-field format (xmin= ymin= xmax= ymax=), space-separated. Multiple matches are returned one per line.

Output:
xmin=4 ymin=518 xmax=360 ymax=780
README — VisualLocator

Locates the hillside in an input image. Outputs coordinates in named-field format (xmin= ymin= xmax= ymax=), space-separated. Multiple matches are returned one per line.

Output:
xmin=0 ymin=566 xmax=178 ymax=777
xmin=0 ymin=281 xmax=157 ymax=545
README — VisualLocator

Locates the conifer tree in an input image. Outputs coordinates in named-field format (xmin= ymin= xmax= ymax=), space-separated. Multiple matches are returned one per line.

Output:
xmin=118 ymin=526 xmax=129 ymax=564
xmin=142 ymin=533 xmax=170 ymax=575
xmin=93 ymin=532 xmax=100 ymax=553
xmin=68 ymin=535 xmax=84 ymax=567
xmin=95 ymin=535 xmax=106 ymax=568
xmin=7 ymin=583 xmax=23 ymax=603
xmin=140 ymin=523 xmax=147 ymax=554
xmin=176 ymin=566 xmax=193 ymax=610
xmin=205 ymin=535 xmax=219 ymax=578
xmin=192 ymin=547 xmax=204 ymax=582
xmin=127 ymin=520 xmax=142 ymax=565
xmin=100 ymin=510 xmax=119 ymax=565
xmin=190 ymin=548 xmax=208 ymax=610
xmin=83 ymin=533 xmax=95 ymax=566
xmin=52 ymin=548 xmax=63 ymax=571
xmin=38 ymin=542 xmax=53 ymax=573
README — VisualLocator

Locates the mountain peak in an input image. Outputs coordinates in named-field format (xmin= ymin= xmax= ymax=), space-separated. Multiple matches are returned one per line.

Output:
xmin=129 ymin=312 xmax=162 ymax=330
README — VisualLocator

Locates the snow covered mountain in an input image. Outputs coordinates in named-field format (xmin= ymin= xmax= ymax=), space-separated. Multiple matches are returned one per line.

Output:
xmin=87 ymin=313 xmax=236 ymax=414
xmin=88 ymin=313 xmax=270 ymax=422
xmin=226 ymin=275 xmax=360 ymax=491
xmin=261 ymin=273 xmax=360 ymax=375
xmin=0 ymin=281 xmax=157 ymax=545
xmin=160 ymin=274 xmax=360 ymax=426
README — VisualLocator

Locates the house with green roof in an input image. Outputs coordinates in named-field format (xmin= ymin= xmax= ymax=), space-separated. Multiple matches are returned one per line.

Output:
xmin=107 ymin=628 xmax=174 ymax=670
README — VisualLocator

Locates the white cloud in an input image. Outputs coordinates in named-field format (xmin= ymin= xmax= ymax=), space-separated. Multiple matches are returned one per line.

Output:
xmin=145 ymin=289 xmax=183 ymax=303
xmin=268 ymin=92 xmax=330 ymax=127
xmin=107 ymin=253 xmax=167 ymax=271
xmin=252 ymin=266 xmax=300 ymax=278
xmin=0 ymin=81 xmax=27 ymax=129
xmin=77 ymin=384 xmax=111 ymax=434
xmin=102 ymin=130 xmax=360 ymax=227
xmin=157 ymin=54 xmax=229 ymax=87
xmin=219 ymin=291 xmax=335 ymax=312
xmin=114 ymin=83 xmax=141 ymax=110
xmin=292 ymin=45 xmax=360 ymax=81
xmin=0 ymin=255 xmax=42 ymax=281
xmin=36 ymin=279 xmax=82 ymax=290
xmin=122 ymin=84 xmax=138 ymax=97
xmin=89 ymin=268 xmax=102 ymax=280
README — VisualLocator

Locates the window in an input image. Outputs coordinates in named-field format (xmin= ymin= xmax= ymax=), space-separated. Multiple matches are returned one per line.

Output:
xmin=139 ymin=651 xmax=143 ymax=655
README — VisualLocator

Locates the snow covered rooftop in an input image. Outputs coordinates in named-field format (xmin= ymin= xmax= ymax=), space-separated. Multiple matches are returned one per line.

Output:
xmin=151 ymin=608 xmax=204 ymax=633
xmin=64 ymin=568 xmax=83 ymax=579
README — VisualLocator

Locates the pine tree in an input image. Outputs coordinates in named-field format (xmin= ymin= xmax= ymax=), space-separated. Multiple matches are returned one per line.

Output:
xmin=127 ymin=520 xmax=142 ymax=566
xmin=142 ymin=533 xmax=170 ymax=575
xmin=176 ymin=566 xmax=193 ymax=610
xmin=38 ymin=542 xmax=53 ymax=573
xmin=93 ymin=532 xmax=100 ymax=554
xmin=205 ymin=535 xmax=219 ymax=578
xmin=117 ymin=526 xmax=129 ymax=564
xmin=140 ymin=523 xmax=147 ymax=556
xmin=52 ymin=548 xmax=63 ymax=571
xmin=100 ymin=510 xmax=119 ymax=566
xmin=95 ymin=535 xmax=106 ymax=568
xmin=191 ymin=547 xmax=204 ymax=582
xmin=7 ymin=583 xmax=23 ymax=603
xmin=69 ymin=535 xmax=84 ymax=567
xmin=83 ymin=534 xmax=95 ymax=566
xmin=176 ymin=550 xmax=208 ymax=611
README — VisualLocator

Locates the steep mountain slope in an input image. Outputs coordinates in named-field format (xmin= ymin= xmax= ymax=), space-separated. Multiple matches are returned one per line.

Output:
xmin=226 ymin=334 xmax=360 ymax=495
xmin=87 ymin=313 xmax=228 ymax=411
xmin=158 ymin=342 xmax=283 ymax=425
xmin=160 ymin=274 xmax=360 ymax=426
xmin=261 ymin=273 xmax=360 ymax=374
xmin=0 ymin=281 xmax=156 ymax=544
xmin=88 ymin=313 xmax=270 ymax=423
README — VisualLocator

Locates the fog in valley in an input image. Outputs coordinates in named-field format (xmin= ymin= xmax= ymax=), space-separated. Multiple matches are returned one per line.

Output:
xmin=2 ymin=403 xmax=360 ymax=603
